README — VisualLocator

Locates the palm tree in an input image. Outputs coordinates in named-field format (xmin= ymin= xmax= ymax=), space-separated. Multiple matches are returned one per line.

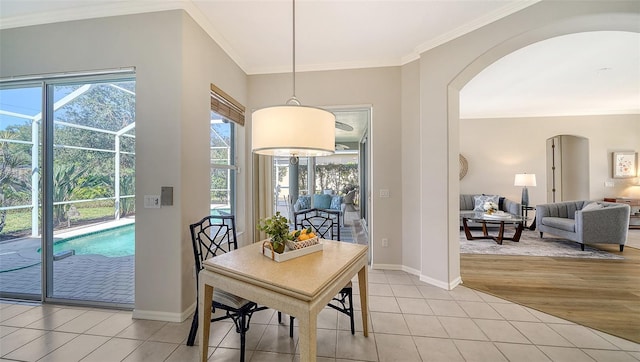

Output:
xmin=0 ymin=132 xmax=31 ymax=233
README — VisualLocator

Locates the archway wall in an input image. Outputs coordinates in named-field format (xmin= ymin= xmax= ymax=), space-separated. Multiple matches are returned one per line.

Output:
xmin=407 ymin=1 xmax=640 ymax=288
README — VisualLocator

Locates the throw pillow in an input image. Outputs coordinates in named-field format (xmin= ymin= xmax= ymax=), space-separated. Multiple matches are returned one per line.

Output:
xmin=313 ymin=194 xmax=332 ymax=209
xmin=330 ymin=195 xmax=343 ymax=210
xmin=582 ymin=202 xmax=603 ymax=211
xmin=473 ymin=195 xmax=500 ymax=211
xmin=295 ymin=195 xmax=311 ymax=210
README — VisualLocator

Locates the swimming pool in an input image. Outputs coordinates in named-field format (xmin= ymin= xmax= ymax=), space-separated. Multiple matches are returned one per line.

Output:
xmin=53 ymin=224 xmax=135 ymax=257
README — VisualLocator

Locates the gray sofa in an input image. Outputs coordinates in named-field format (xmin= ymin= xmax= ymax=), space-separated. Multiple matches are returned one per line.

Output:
xmin=536 ymin=200 xmax=630 ymax=251
xmin=460 ymin=194 xmax=521 ymax=227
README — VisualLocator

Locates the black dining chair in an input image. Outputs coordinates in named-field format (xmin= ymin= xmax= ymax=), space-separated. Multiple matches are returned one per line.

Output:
xmin=279 ymin=211 xmax=355 ymax=337
xmin=187 ymin=215 xmax=268 ymax=362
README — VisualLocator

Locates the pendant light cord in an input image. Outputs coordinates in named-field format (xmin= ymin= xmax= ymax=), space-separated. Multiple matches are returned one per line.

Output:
xmin=287 ymin=0 xmax=300 ymax=106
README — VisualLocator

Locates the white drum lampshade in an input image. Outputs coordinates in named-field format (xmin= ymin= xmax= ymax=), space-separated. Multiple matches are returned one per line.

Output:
xmin=252 ymin=105 xmax=335 ymax=157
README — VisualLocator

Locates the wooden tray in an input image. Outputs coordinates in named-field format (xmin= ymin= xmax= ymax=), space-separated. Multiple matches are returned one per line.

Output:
xmin=261 ymin=241 xmax=324 ymax=262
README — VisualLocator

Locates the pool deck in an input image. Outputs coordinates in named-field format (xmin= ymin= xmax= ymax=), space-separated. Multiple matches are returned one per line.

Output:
xmin=0 ymin=218 xmax=135 ymax=306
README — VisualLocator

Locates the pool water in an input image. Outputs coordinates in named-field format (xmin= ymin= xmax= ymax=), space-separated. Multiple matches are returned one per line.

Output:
xmin=54 ymin=224 xmax=135 ymax=257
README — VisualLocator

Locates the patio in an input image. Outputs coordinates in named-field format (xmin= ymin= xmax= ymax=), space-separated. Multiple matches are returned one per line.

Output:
xmin=0 ymin=219 xmax=135 ymax=306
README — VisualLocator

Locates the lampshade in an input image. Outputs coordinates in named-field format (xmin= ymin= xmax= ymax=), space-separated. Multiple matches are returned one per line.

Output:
xmin=514 ymin=173 xmax=537 ymax=187
xmin=252 ymin=105 xmax=335 ymax=157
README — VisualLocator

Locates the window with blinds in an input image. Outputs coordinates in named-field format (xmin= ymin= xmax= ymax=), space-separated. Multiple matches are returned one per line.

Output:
xmin=210 ymin=83 xmax=245 ymax=127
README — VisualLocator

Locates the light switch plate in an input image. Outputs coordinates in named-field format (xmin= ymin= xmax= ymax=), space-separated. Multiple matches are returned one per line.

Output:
xmin=379 ymin=189 xmax=390 ymax=198
xmin=144 ymin=195 xmax=161 ymax=208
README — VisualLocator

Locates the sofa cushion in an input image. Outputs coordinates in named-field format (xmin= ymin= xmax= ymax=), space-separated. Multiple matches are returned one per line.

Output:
xmin=330 ymin=195 xmax=343 ymax=210
xmin=314 ymin=194 xmax=332 ymax=209
xmin=473 ymin=195 xmax=500 ymax=211
xmin=295 ymin=195 xmax=311 ymax=210
xmin=541 ymin=217 xmax=575 ymax=232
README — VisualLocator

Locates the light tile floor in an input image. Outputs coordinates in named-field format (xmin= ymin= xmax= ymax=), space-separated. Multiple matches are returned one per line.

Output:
xmin=1 ymin=268 xmax=639 ymax=362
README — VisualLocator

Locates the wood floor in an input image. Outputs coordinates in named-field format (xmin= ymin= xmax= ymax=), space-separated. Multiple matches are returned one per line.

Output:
xmin=460 ymin=232 xmax=640 ymax=344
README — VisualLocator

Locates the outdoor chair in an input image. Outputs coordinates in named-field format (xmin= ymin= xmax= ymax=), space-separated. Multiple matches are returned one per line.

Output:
xmin=187 ymin=215 xmax=268 ymax=362
xmin=278 ymin=211 xmax=355 ymax=337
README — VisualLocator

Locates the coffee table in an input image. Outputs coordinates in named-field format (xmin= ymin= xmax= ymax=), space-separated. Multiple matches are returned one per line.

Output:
xmin=462 ymin=212 xmax=524 ymax=245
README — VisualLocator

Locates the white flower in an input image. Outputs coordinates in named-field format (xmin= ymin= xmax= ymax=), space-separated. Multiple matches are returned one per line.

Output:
xmin=483 ymin=201 xmax=498 ymax=212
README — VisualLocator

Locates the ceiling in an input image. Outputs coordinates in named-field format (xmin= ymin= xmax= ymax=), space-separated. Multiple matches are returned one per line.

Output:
xmin=1 ymin=0 xmax=638 ymax=133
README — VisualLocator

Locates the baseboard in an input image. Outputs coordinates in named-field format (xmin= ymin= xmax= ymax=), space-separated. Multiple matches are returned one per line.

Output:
xmin=132 ymin=301 xmax=196 ymax=322
xmin=369 ymin=264 xmax=461 ymax=290
xmin=370 ymin=263 xmax=403 ymax=271
xmin=419 ymin=274 xmax=462 ymax=290
xmin=401 ymin=265 xmax=421 ymax=276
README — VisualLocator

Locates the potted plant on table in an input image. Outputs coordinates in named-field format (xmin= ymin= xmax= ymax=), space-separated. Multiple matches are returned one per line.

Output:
xmin=257 ymin=212 xmax=293 ymax=254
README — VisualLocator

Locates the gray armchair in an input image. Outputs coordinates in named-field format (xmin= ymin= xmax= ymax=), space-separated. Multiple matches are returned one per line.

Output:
xmin=536 ymin=200 xmax=630 ymax=251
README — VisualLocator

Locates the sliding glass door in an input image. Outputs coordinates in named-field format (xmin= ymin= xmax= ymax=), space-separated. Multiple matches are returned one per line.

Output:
xmin=0 ymin=84 xmax=43 ymax=298
xmin=48 ymin=78 xmax=135 ymax=305
xmin=0 ymin=73 xmax=136 ymax=307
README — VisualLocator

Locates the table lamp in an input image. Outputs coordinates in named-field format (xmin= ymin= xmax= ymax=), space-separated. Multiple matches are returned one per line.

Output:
xmin=514 ymin=173 xmax=537 ymax=206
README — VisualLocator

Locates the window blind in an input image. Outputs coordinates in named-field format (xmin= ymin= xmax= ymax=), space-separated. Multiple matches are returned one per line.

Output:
xmin=210 ymin=83 xmax=245 ymax=126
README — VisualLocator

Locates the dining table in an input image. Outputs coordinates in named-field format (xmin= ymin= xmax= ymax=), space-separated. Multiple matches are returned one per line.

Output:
xmin=198 ymin=239 xmax=369 ymax=362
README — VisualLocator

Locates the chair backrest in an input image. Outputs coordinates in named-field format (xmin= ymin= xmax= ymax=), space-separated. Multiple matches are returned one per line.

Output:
xmin=190 ymin=215 xmax=238 ymax=281
xmin=294 ymin=209 xmax=340 ymax=240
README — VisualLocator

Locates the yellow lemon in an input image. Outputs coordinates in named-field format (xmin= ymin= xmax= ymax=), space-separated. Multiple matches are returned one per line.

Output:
xmin=298 ymin=234 xmax=309 ymax=241
xmin=308 ymin=232 xmax=316 ymax=239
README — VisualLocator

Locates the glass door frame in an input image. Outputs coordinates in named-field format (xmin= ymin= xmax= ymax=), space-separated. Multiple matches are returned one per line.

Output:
xmin=1 ymin=69 xmax=135 ymax=307
xmin=43 ymin=72 xmax=135 ymax=308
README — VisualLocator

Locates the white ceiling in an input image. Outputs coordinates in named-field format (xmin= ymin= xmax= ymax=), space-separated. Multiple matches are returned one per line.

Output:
xmin=460 ymin=31 xmax=640 ymax=119
xmin=1 ymin=0 xmax=638 ymax=121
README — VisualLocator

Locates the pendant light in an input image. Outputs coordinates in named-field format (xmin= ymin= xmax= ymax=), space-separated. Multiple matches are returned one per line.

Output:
xmin=251 ymin=0 xmax=336 ymax=157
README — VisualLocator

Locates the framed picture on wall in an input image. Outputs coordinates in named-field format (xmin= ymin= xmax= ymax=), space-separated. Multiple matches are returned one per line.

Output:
xmin=613 ymin=151 xmax=637 ymax=178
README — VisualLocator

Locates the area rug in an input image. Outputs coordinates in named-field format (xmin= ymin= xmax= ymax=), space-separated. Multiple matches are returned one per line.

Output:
xmin=459 ymin=229 xmax=623 ymax=260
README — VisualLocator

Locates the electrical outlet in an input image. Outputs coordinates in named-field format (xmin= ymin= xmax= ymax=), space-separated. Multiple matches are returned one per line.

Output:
xmin=382 ymin=238 xmax=389 ymax=247
xmin=379 ymin=189 xmax=390 ymax=198
xmin=605 ymin=181 xmax=614 ymax=187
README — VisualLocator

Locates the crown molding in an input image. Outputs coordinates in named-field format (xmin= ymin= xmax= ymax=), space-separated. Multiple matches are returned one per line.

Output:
xmin=246 ymin=58 xmax=403 ymax=76
xmin=412 ymin=0 xmax=541 ymax=58
xmin=0 ymin=1 xmax=185 ymax=30
xmin=0 ymin=0 xmax=540 ymax=74
xmin=460 ymin=108 xmax=640 ymax=120
xmin=0 ymin=0 xmax=249 ymax=73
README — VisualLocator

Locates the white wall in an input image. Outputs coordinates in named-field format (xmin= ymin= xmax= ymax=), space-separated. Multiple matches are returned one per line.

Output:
xmin=460 ymin=114 xmax=640 ymax=205
xmin=0 ymin=10 xmax=249 ymax=321
xmin=400 ymin=60 xmax=421 ymax=272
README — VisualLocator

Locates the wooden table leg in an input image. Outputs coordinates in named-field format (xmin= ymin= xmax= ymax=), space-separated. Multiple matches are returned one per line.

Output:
xmin=513 ymin=221 xmax=524 ymax=242
xmin=298 ymin=311 xmax=318 ymax=362
xmin=481 ymin=222 xmax=488 ymax=237
xmin=462 ymin=218 xmax=473 ymax=240
xmin=495 ymin=222 xmax=505 ymax=245
xmin=357 ymin=266 xmax=369 ymax=337
xmin=199 ymin=282 xmax=213 ymax=362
